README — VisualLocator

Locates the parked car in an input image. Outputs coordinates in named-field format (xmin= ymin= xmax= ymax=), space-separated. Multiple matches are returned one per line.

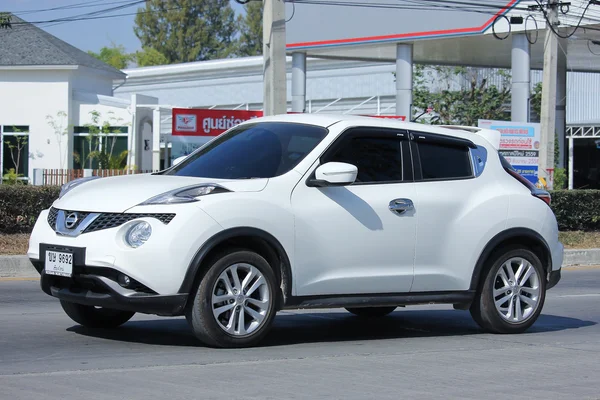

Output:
xmin=27 ymin=114 xmax=563 ymax=348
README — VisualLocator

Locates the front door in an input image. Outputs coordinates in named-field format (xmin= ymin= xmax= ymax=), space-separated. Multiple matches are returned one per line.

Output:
xmin=291 ymin=127 xmax=417 ymax=296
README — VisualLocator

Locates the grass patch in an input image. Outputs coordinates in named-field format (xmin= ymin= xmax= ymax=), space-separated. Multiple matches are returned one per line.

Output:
xmin=1 ymin=232 xmax=600 ymax=256
xmin=558 ymin=231 xmax=600 ymax=249
xmin=0 ymin=234 xmax=30 ymax=255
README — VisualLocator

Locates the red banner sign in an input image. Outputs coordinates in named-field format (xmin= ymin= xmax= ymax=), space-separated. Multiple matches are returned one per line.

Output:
xmin=173 ymin=108 xmax=263 ymax=136
xmin=172 ymin=108 xmax=406 ymax=136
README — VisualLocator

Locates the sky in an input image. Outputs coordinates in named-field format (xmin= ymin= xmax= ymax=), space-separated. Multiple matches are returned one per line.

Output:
xmin=3 ymin=0 xmax=246 ymax=54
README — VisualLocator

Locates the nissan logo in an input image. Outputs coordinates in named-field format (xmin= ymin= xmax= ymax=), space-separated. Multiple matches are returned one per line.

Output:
xmin=65 ymin=212 xmax=79 ymax=229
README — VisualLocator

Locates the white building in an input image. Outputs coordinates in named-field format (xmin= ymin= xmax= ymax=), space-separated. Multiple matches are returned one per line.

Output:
xmin=0 ymin=15 xmax=157 ymax=182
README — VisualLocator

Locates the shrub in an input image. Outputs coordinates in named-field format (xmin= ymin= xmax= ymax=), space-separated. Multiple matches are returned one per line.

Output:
xmin=0 ymin=185 xmax=60 ymax=234
xmin=0 ymin=185 xmax=599 ymax=234
xmin=550 ymin=190 xmax=600 ymax=232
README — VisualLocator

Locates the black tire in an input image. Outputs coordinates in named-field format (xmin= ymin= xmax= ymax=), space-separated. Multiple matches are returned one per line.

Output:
xmin=60 ymin=300 xmax=135 ymax=329
xmin=470 ymin=246 xmax=546 ymax=334
xmin=345 ymin=306 xmax=397 ymax=318
xmin=185 ymin=249 xmax=278 ymax=348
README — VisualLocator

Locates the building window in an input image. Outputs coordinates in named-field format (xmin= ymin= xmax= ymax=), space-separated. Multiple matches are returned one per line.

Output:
xmin=73 ymin=126 xmax=128 ymax=170
xmin=1 ymin=125 xmax=30 ymax=179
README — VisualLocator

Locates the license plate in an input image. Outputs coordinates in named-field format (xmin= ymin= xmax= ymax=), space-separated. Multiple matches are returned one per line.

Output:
xmin=45 ymin=250 xmax=73 ymax=277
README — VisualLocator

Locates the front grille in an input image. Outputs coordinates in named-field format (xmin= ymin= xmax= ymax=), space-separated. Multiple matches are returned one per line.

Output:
xmin=48 ymin=207 xmax=175 ymax=234
xmin=47 ymin=207 xmax=59 ymax=228
xmin=83 ymin=213 xmax=175 ymax=233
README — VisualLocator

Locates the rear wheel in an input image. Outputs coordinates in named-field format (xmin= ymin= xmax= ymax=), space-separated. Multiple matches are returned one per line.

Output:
xmin=470 ymin=247 xmax=546 ymax=334
xmin=60 ymin=300 xmax=135 ymax=329
xmin=345 ymin=306 xmax=397 ymax=318
xmin=186 ymin=249 xmax=278 ymax=348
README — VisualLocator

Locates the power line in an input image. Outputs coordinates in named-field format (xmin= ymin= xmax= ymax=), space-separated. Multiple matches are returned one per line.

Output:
xmin=10 ymin=0 xmax=147 ymax=26
xmin=11 ymin=0 xmax=138 ymax=16
xmin=286 ymin=0 xmax=532 ymax=14
xmin=532 ymin=0 xmax=596 ymax=39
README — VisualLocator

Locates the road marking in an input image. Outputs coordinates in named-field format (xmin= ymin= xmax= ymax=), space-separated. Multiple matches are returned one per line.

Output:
xmin=557 ymin=293 xmax=600 ymax=298
xmin=0 ymin=277 xmax=37 ymax=282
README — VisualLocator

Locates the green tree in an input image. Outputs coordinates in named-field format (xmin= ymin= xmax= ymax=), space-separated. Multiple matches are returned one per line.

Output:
xmin=531 ymin=82 xmax=542 ymax=120
xmin=76 ymin=111 xmax=129 ymax=170
xmin=412 ymin=66 xmax=511 ymax=125
xmin=87 ymin=43 xmax=133 ymax=69
xmin=46 ymin=111 xmax=69 ymax=170
xmin=134 ymin=0 xmax=237 ymax=64
xmin=135 ymin=47 xmax=169 ymax=67
xmin=236 ymin=1 xmax=263 ymax=57
xmin=0 ymin=12 xmax=11 ymax=29
xmin=4 ymin=127 xmax=28 ymax=177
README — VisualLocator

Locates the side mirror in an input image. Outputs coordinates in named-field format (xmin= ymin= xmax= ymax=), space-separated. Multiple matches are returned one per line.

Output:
xmin=172 ymin=156 xmax=187 ymax=166
xmin=308 ymin=162 xmax=358 ymax=187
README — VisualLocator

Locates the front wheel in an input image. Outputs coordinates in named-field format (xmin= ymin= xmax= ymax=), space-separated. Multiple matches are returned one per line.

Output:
xmin=470 ymin=247 xmax=546 ymax=334
xmin=345 ymin=306 xmax=397 ymax=318
xmin=186 ymin=249 xmax=278 ymax=348
xmin=60 ymin=300 xmax=135 ymax=329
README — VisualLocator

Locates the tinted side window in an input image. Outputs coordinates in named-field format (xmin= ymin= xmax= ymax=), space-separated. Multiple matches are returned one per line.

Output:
xmin=325 ymin=136 xmax=403 ymax=183
xmin=417 ymin=142 xmax=472 ymax=180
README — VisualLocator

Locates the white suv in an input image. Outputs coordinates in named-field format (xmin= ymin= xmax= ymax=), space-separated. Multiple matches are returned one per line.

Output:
xmin=28 ymin=114 xmax=563 ymax=348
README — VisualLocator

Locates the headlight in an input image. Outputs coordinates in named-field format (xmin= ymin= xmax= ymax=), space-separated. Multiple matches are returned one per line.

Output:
xmin=139 ymin=184 xmax=230 ymax=205
xmin=125 ymin=221 xmax=152 ymax=248
xmin=59 ymin=176 xmax=100 ymax=199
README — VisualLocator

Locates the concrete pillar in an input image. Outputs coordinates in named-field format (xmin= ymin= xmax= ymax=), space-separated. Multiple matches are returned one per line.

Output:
xmin=568 ymin=136 xmax=574 ymax=190
xmin=556 ymin=38 xmax=567 ymax=169
xmin=291 ymin=52 xmax=307 ymax=113
xmin=511 ymin=33 xmax=530 ymax=122
xmin=152 ymin=108 xmax=161 ymax=172
xmin=396 ymin=44 xmax=413 ymax=119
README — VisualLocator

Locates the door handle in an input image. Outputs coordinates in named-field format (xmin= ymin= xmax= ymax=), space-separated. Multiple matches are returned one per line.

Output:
xmin=389 ymin=198 xmax=414 ymax=215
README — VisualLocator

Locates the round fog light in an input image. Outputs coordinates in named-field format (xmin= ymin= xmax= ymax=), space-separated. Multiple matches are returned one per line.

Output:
xmin=118 ymin=274 xmax=131 ymax=287
xmin=125 ymin=221 xmax=152 ymax=248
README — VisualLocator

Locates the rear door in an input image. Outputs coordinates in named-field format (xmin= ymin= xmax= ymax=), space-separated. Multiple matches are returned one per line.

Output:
xmin=409 ymin=130 xmax=482 ymax=292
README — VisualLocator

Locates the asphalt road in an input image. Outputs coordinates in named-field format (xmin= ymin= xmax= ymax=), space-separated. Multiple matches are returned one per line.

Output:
xmin=1 ymin=268 xmax=600 ymax=400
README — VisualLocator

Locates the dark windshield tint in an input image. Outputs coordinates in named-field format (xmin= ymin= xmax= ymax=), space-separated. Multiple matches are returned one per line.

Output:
xmin=166 ymin=122 xmax=328 ymax=179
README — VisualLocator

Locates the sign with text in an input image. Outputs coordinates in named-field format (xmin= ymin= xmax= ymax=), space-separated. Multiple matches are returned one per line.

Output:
xmin=478 ymin=120 xmax=541 ymax=184
xmin=172 ymin=108 xmax=263 ymax=136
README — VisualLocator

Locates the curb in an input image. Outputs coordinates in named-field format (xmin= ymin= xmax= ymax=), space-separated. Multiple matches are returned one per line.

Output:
xmin=0 ymin=255 xmax=37 ymax=278
xmin=563 ymin=248 xmax=600 ymax=267
xmin=2 ymin=249 xmax=600 ymax=279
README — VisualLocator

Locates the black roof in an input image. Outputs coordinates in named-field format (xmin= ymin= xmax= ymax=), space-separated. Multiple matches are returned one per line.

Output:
xmin=0 ymin=14 xmax=125 ymax=77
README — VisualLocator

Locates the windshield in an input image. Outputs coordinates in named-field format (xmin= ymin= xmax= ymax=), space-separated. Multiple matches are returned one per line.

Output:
xmin=166 ymin=122 xmax=328 ymax=179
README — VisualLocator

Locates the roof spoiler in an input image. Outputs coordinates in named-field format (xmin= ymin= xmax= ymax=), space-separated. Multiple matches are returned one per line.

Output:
xmin=439 ymin=125 xmax=501 ymax=150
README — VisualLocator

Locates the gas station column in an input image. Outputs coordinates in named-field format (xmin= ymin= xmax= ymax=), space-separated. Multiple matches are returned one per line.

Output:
xmin=395 ymin=43 xmax=413 ymax=119
xmin=291 ymin=52 xmax=307 ymax=113
xmin=511 ymin=33 xmax=530 ymax=123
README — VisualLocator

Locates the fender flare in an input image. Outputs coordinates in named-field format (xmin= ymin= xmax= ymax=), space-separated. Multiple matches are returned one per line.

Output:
xmin=469 ymin=227 xmax=551 ymax=291
xmin=178 ymin=227 xmax=293 ymax=299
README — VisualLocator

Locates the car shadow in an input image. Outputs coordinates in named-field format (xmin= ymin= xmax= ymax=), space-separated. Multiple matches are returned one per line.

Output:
xmin=66 ymin=309 xmax=596 ymax=348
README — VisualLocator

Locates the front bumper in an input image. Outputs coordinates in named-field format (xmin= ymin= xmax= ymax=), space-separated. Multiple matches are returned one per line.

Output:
xmin=32 ymin=259 xmax=188 ymax=316
xmin=27 ymin=206 xmax=223 ymax=295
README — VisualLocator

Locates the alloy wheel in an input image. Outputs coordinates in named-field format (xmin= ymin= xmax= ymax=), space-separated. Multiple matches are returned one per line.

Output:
xmin=493 ymin=257 xmax=541 ymax=323
xmin=211 ymin=263 xmax=271 ymax=336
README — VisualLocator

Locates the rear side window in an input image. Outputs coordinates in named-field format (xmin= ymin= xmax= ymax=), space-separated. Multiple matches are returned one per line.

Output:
xmin=325 ymin=136 xmax=403 ymax=183
xmin=417 ymin=142 xmax=473 ymax=180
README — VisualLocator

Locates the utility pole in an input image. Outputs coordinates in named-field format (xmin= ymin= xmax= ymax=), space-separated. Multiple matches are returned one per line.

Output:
xmin=263 ymin=0 xmax=287 ymax=116
xmin=539 ymin=0 xmax=559 ymax=189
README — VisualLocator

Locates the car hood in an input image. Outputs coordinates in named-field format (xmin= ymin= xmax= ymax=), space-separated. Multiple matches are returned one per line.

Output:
xmin=53 ymin=174 xmax=268 ymax=213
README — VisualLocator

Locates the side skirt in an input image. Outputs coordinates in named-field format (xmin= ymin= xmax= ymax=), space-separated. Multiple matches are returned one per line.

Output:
xmin=283 ymin=290 xmax=475 ymax=310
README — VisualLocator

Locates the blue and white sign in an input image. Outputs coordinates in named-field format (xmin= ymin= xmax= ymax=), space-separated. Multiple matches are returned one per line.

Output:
xmin=478 ymin=120 xmax=541 ymax=184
